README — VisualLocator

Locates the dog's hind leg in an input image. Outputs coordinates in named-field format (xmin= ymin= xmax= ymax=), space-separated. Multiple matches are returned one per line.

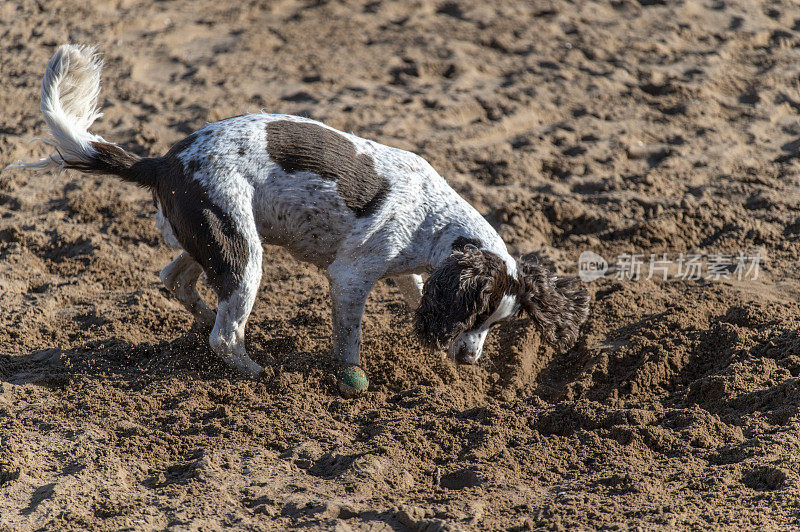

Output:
xmin=160 ymin=252 xmax=216 ymax=329
xmin=208 ymin=243 xmax=263 ymax=378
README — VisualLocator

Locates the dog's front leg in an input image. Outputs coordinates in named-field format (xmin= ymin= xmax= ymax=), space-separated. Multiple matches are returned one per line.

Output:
xmin=393 ymin=274 xmax=424 ymax=311
xmin=326 ymin=259 xmax=381 ymax=396
xmin=328 ymin=266 xmax=376 ymax=397
xmin=328 ymin=273 xmax=375 ymax=367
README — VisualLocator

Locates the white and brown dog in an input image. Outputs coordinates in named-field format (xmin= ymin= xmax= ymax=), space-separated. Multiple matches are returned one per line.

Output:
xmin=14 ymin=45 xmax=589 ymax=393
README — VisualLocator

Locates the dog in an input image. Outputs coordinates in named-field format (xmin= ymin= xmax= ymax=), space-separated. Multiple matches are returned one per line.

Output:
xmin=12 ymin=44 xmax=590 ymax=394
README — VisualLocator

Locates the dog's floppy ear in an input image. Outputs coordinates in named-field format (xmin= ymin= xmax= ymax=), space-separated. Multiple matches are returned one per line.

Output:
xmin=414 ymin=245 xmax=494 ymax=351
xmin=518 ymin=254 xmax=589 ymax=351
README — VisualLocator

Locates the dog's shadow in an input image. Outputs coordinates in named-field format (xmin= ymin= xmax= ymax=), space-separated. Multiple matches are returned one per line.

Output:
xmin=0 ymin=324 xmax=329 ymax=393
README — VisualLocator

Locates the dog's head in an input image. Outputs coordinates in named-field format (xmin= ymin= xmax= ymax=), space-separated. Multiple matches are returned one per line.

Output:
xmin=414 ymin=246 xmax=589 ymax=363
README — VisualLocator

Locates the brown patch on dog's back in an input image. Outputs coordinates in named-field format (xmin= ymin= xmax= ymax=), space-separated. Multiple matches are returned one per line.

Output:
xmin=266 ymin=120 xmax=390 ymax=217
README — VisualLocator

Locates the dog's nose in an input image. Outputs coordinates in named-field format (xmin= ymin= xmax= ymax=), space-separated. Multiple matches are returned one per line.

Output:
xmin=455 ymin=346 xmax=478 ymax=364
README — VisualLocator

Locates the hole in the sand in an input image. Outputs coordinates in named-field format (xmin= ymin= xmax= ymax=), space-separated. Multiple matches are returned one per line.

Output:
xmin=439 ymin=468 xmax=484 ymax=490
xmin=742 ymin=466 xmax=787 ymax=491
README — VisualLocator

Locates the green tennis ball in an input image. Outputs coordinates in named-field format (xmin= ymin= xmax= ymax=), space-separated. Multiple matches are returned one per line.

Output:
xmin=338 ymin=365 xmax=369 ymax=397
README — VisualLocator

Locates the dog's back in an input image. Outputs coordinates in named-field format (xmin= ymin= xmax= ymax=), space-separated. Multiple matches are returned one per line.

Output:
xmin=158 ymin=112 xmax=485 ymax=273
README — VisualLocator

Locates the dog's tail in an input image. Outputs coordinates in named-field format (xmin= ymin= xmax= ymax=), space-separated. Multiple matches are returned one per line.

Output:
xmin=8 ymin=44 xmax=155 ymax=187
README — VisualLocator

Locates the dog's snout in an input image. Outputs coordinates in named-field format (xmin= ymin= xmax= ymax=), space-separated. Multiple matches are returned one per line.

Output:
xmin=455 ymin=346 xmax=479 ymax=364
xmin=448 ymin=330 xmax=488 ymax=364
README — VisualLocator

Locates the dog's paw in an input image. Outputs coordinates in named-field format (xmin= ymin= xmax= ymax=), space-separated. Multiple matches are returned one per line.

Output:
xmin=224 ymin=353 xmax=263 ymax=379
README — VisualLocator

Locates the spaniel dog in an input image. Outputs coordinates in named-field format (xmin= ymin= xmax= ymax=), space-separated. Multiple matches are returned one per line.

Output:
xmin=13 ymin=45 xmax=590 ymax=394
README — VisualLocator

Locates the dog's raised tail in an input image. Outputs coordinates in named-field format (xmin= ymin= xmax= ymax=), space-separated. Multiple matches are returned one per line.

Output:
xmin=9 ymin=44 xmax=154 ymax=187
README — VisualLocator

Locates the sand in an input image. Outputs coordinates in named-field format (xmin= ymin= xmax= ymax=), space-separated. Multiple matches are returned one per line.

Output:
xmin=2 ymin=0 xmax=800 ymax=529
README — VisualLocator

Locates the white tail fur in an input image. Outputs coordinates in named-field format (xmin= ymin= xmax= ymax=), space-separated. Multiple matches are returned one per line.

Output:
xmin=10 ymin=44 xmax=107 ymax=172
